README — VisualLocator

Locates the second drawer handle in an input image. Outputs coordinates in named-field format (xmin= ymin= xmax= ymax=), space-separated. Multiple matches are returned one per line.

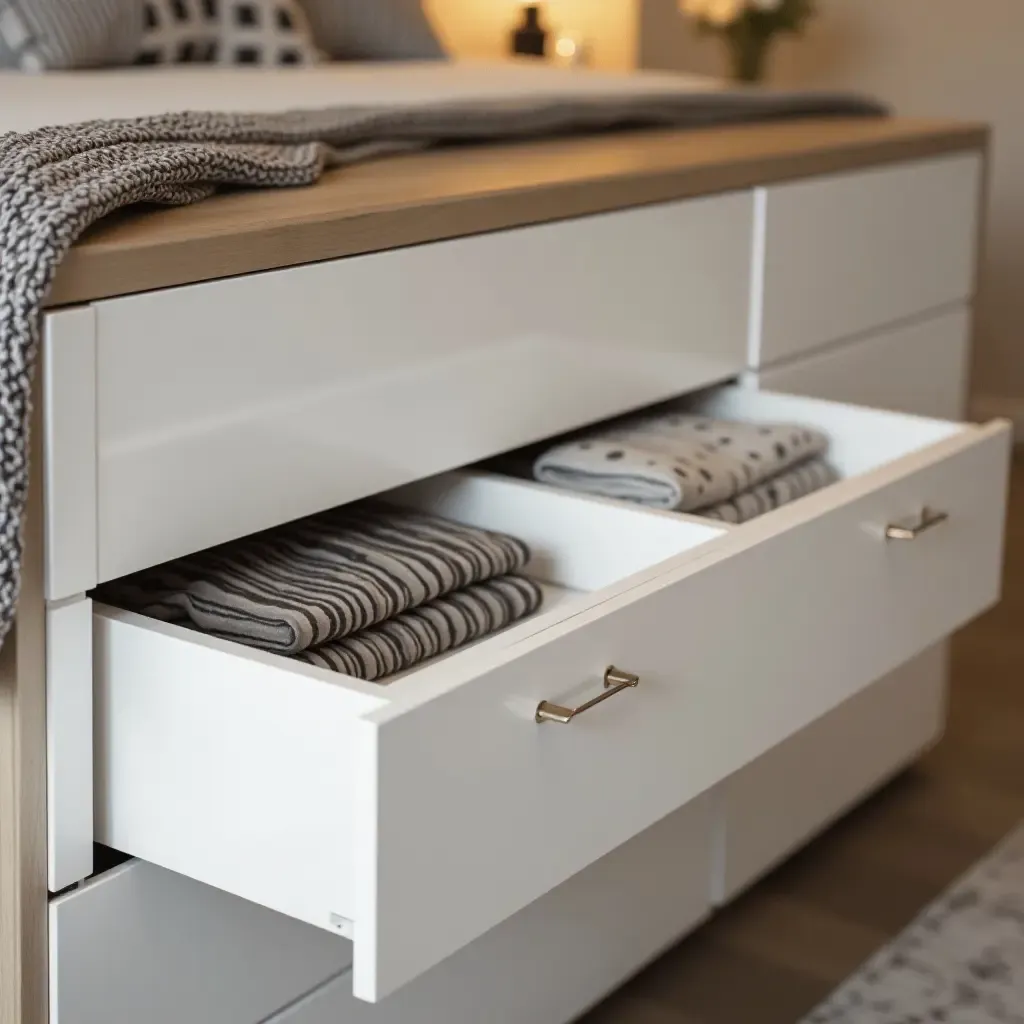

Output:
xmin=885 ymin=507 xmax=949 ymax=542
xmin=535 ymin=666 xmax=640 ymax=724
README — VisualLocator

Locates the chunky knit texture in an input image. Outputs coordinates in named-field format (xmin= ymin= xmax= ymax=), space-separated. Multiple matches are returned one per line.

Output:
xmin=0 ymin=85 xmax=884 ymax=649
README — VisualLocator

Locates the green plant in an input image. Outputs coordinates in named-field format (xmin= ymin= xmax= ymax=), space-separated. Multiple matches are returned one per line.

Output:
xmin=680 ymin=0 xmax=815 ymax=81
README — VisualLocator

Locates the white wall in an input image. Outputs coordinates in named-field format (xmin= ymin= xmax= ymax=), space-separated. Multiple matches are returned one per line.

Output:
xmin=640 ymin=0 xmax=1024 ymax=411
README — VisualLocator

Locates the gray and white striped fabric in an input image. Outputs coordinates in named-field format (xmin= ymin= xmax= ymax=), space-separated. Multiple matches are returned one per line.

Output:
xmin=296 ymin=574 xmax=542 ymax=681
xmin=534 ymin=413 xmax=831 ymax=514
xmin=0 ymin=86 xmax=884 ymax=653
xmin=0 ymin=0 xmax=141 ymax=70
xmin=99 ymin=504 xmax=531 ymax=656
xmin=300 ymin=0 xmax=444 ymax=61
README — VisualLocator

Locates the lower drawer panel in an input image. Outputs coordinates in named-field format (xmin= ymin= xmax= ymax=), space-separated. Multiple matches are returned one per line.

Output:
xmin=50 ymin=860 xmax=351 ymax=1024
xmin=717 ymin=644 xmax=948 ymax=903
xmin=267 ymin=796 xmax=713 ymax=1024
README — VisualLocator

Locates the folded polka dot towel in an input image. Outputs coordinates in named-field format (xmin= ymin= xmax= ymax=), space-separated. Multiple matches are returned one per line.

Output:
xmin=99 ymin=503 xmax=540 ymax=678
xmin=533 ymin=412 xmax=835 ymax=521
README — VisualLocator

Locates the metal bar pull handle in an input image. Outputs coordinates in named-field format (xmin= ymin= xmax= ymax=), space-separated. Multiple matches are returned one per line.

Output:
xmin=535 ymin=666 xmax=640 ymax=724
xmin=885 ymin=507 xmax=949 ymax=542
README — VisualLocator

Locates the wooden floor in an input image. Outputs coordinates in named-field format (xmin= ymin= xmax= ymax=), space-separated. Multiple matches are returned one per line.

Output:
xmin=582 ymin=456 xmax=1024 ymax=1024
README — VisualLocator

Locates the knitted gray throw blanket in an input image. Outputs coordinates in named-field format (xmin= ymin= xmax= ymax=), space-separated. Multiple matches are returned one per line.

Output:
xmin=0 ymin=86 xmax=884 ymax=647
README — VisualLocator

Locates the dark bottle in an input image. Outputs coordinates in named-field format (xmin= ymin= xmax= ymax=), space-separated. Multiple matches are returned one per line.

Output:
xmin=511 ymin=4 xmax=548 ymax=58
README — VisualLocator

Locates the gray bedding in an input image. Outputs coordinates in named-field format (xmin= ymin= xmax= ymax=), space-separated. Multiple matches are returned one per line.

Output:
xmin=0 ymin=85 xmax=885 ymax=647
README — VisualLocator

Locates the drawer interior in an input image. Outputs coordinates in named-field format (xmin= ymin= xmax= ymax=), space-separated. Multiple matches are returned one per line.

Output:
xmin=486 ymin=384 xmax=968 ymax=512
xmin=93 ymin=384 xmax=973 ymax=701
xmin=94 ymin=472 xmax=726 ymax=700
xmin=684 ymin=387 xmax=964 ymax=478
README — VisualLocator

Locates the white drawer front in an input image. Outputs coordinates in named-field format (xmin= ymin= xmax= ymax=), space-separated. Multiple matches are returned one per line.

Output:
xmin=91 ymin=192 xmax=753 ymax=582
xmin=49 ymin=860 xmax=351 ymax=1024
xmin=94 ymin=389 xmax=1011 ymax=1003
xmin=754 ymin=154 xmax=981 ymax=366
xmin=267 ymin=798 xmax=712 ymax=1024
xmin=752 ymin=307 xmax=971 ymax=421
xmin=717 ymin=644 xmax=947 ymax=903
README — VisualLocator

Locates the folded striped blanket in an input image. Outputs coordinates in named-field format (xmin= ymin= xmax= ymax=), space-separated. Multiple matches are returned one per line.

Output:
xmin=534 ymin=412 xmax=832 ymax=514
xmin=296 ymin=574 xmax=542 ymax=681
xmin=99 ymin=503 xmax=531 ymax=656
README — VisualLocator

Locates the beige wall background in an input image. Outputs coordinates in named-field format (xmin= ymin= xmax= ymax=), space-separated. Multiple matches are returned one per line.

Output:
xmin=640 ymin=0 xmax=1024 ymax=412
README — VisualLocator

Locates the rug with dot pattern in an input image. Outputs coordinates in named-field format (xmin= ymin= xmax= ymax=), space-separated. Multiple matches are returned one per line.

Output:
xmin=801 ymin=822 xmax=1024 ymax=1023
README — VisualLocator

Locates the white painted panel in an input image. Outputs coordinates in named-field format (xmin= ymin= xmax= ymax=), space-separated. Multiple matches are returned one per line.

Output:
xmin=93 ymin=609 xmax=387 ymax=938
xmin=755 ymin=154 xmax=981 ymax=365
xmin=752 ymin=307 xmax=971 ymax=421
xmin=356 ymin=417 xmax=1008 ymax=1000
xmin=43 ymin=308 xmax=97 ymax=601
xmin=728 ymin=310 xmax=964 ymax=905
xmin=94 ymin=192 xmax=753 ymax=582
xmin=49 ymin=859 xmax=351 ymax=1024
xmin=47 ymin=598 xmax=94 ymax=891
xmin=717 ymin=645 xmax=948 ymax=903
xmin=268 ymin=798 xmax=713 ymax=1024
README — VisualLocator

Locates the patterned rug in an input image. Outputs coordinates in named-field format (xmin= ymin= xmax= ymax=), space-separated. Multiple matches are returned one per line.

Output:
xmin=802 ymin=823 xmax=1024 ymax=1023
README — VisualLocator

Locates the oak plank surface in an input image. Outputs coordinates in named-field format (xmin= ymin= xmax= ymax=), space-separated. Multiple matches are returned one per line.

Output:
xmin=49 ymin=117 xmax=987 ymax=307
xmin=581 ymin=457 xmax=1024 ymax=1024
xmin=0 ymin=403 xmax=49 ymax=1024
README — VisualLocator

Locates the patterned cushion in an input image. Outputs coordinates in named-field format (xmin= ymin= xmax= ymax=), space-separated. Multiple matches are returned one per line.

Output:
xmin=300 ymin=0 xmax=445 ymax=61
xmin=0 ymin=0 xmax=142 ymax=70
xmin=136 ymin=0 xmax=321 ymax=66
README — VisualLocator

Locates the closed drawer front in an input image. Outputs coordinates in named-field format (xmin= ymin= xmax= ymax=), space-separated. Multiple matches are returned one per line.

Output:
xmin=85 ymin=192 xmax=752 ymax=586
xmin=753 ymin=306 xmax=971 ymax=421
xmin=265 ymin=798 xmax=713 ymax=1024
xmin=754 ymin=154 xmax=982 ymax=367
xmin=49 ymin=860 xmax=351 ymax=1024
xmin=717 ymin=644 xmax=948 ymax=903
xmin=93 ymin=386 xmax=1011 ymax=1003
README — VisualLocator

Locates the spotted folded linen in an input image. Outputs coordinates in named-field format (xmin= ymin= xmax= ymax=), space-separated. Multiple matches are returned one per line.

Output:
xmin=700 ymin=458 xmax=839 ymax=524
xmin=295 ymin=574 xmax=542 ymax=681
xmin=98 ymin=504 xmax=531 ymax=655
xmin=533 ymin=412 xmax=831 ymax=513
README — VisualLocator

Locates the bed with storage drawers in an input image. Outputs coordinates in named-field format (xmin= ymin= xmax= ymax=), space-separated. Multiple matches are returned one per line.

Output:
xmin=0 ymin=71 xmax=1008 ymax=1023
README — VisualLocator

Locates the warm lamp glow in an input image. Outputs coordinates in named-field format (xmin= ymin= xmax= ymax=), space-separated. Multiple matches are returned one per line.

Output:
xmin=554 ymin=35 xmax=577 ymax=59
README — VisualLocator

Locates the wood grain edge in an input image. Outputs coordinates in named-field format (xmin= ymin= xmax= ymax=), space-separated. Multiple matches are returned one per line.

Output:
xmin=0 ymin=398 xmax=49 ymax=1024
xmin=967 ymin=129 xmax=993 ymax=410
xmin=47 ymin=120 xmax=989 ymax=308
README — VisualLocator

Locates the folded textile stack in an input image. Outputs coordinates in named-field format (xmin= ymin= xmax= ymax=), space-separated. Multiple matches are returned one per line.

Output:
xmin=99 ymin=504 xmax=542 ymax=681
xmin=534 ymin=411 xmax=838 ymax=524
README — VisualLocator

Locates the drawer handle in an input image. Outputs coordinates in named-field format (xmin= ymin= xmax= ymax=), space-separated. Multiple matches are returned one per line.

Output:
xmin=535 ymin=666 xmax=640 ymax=724
xmin=885 ymin=507 xmax=949 ymax=542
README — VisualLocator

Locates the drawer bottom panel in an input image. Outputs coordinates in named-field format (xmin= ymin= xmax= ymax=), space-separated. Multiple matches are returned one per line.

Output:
xmin=50 ymin=860 xmax=352 ymax=1024
xmin=717 ymin=643 xmax=948 ymax=903
xmin=267 ymin=796 xmax=714 ymax=1024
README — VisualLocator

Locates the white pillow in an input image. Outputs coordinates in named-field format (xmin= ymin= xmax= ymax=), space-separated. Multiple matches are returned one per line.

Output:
xmin=136 ymin=0 xmax=322 ymax=66
xmin=300 ymin=0 xmax=446 ymax=61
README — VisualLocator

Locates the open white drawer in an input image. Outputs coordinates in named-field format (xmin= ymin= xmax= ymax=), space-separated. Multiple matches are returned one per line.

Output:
xmin=93 ymin=387 xmax=1011 ymax=1003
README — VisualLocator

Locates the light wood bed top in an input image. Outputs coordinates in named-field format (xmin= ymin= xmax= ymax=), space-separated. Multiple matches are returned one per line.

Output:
xmin=49 ymin=116 xmax=987 ymax=308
